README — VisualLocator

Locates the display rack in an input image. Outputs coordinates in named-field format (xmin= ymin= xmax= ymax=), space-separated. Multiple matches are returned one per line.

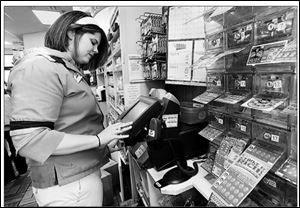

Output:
xmin=103 ymin=6 xmax=167 ymax=203
xmin=104 ymin=7 xmax=165 ymax=126
xmin=192 ymin=6 xmax=297 ymax=207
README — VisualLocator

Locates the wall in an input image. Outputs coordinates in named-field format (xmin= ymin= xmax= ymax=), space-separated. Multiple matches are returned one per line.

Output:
xmin=23 ymin=31 xmax=46 ymax=49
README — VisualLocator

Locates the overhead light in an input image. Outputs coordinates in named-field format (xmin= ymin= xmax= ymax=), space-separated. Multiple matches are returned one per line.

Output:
xmin=32 ymin=10 xmax=61 ymax=25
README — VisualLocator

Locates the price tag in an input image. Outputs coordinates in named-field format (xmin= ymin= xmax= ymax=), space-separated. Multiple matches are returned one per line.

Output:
xmin=240 ymin=125 xmax=246 ymax=132
xmin=273 ymin=80 xmax=282 ymax=89
xmin=277 ymin=22 xmax=286 ymax=31
xmin=135 ymin=144 xmax=146 ymax=159
xmin=218 ymin=118 xmax=223 ymax=125
xmin=271 ymin=134 xmax=280 ymax=143
xmin=162 ymin=114 xmax=178 ymax=128
xmin=148 ymin=129 xmax=155 ymax=137
xmin=240 ymin=80 xmax=246 ymax=87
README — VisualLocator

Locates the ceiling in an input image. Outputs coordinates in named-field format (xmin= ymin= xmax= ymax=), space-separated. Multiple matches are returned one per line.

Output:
xmin=4 ymin=6 xmax=107 ymax=53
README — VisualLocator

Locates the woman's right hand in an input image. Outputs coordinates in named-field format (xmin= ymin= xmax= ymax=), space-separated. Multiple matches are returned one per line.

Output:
xmin=97 ymin=122 xmax=132 ymax=146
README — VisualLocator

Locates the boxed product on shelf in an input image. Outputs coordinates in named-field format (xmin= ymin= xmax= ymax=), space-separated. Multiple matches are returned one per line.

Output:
xmin=140 ymin=13 xmax=165 ymax=36
xmin=241 ymin=72 xmax=292 ymax=116
xmin=251 ymin=123 xmax=288 ymax=171
xmin=215 ymin=72 xmax=253 ymax=105
xmin=252 ymin=122 xmax=288 ymax=149
xmin=255 ymin=72 xmax=291 ymax=100
xmin=193 ymin=72 xmax=225 ymax=104
xmin=227 ymin=73 xmax=253 ymax=92
xmin=226 ymin=21 xmax=254 ymax=49
xmin=151 ymin=34 xmax=167 ymax=54
xmin=254 ymin=8 xmax=295 ymax=44
xmin=150 ymin=61 xmax=167 ymax=80
xmin=228 ymin=116 xmax=252 ymax=137
xmin=205 ymin=32 xmax=224 ymax=51
xmin=143 ymin=63 xmax=151 ymax=79
xmin=208 ymin=110 xmax=227 ymax=130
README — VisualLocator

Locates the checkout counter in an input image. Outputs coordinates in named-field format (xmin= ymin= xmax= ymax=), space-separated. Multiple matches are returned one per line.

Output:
xmin=117 ymin=89 xmax=211 ymax=206
xmin=116 ymin=89 xmax=296 ymax=207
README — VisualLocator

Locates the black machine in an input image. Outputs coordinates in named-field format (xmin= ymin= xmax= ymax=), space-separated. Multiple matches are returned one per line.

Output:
xmin=119 ymin=90 xmax=209 ymax=189
xmin=118 ymin=95 xmax=162 ymax=146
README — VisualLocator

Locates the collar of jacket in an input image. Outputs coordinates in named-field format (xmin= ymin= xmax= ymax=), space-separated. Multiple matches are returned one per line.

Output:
xmin=17 ymin=47 xmax=84 ymax=76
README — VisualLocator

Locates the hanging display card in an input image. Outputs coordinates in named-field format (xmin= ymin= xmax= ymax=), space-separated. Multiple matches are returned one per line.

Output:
xmin=128 ymin=54 xmax=145 ymax=82
xmin=274 ymin=39 xmax=296 ymax=62
xmin=255 ymin=9 xmax=295 ymax=43
xmin=167 ymin=40 xmax=193 ymax=81
xmin=206 ymin=32 xmax=224 ymax=51
xmin=241 ymin=97 xmax=284 ymax=112
xmin=246 ymin=40 xmax=287 ymax=65
xmin=168 ymin=7 xmax=205 ymax=40
xmin=123 ymin=84 xmax=141 ymax=108
xmin=192 ymin=40 xmax=206 ymax=82
xmin=210 ymin=143 xmax=283 ymax=206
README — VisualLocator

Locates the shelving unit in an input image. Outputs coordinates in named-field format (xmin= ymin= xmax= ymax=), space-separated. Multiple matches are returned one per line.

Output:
xmin=104 ymin=7 xmax=124 ymax=124
xmin=104 ymin=7 xmax=165 ymax=126
xmin=102 ymin=7 xmax=166 ymax=203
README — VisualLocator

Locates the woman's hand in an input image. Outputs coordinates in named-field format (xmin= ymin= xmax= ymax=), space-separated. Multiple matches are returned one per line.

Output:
xmin=97 ymin=122 xmax=132 ymax=146
xmin=107 ymin=139 xmax=122 ymax=153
